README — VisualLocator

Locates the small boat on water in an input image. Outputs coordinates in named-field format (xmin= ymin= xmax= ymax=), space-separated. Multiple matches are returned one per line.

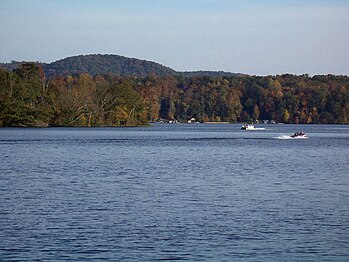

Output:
xmin=241 ymin=124 xmax=254 ymax=130
xmin=290 ymin=131 xmax=308 ymax=138
xmin=241 ymin=124 xmax=265 ymax=130
xmin=275 ymin=131 xmax=309 ymax=140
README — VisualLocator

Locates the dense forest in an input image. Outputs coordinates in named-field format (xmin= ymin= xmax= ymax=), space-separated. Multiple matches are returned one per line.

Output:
xmin=0 ymin=62 xmax=348 ymax=127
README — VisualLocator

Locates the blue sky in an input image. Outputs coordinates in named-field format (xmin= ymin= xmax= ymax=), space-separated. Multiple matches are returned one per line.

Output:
xmin=0 ymin=0 xmax=348 ymax=75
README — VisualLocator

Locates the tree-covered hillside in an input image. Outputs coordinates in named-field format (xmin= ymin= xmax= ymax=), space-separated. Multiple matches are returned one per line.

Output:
xmin=1 ymin=63 xmax=348 ymax=127
xmin=0 ymin=54 xmax=176 ymax=79
xmin=43 ymin=54 xmax=176 ymax=78
xmin=0 ymin=54 xmax=245 ymax=79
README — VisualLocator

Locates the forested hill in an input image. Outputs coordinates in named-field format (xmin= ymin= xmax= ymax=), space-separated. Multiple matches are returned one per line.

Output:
xmin=44 ymin=54 xmax=177 ymax=78
xmin=0 ymin=54 xmax=177 ymax=78
xmin=0 ymin=54 xmax=242 ymax=78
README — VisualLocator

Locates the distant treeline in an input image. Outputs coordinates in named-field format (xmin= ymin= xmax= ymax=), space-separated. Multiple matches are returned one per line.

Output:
xmin=0 ymin=63 xmax=348 ymax=127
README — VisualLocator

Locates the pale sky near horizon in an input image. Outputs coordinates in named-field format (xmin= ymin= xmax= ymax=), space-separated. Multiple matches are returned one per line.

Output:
xmin=0 ymin=0 xmax=348 ymax=75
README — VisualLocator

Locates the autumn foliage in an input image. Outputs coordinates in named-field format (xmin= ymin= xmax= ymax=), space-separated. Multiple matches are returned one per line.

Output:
xmin=0 ymin=63 xmax=348 ymax=127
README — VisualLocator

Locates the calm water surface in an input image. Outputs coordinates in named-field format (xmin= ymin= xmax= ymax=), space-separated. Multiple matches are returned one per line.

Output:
xmin=0 ymin=124 xmax=348 ymax=261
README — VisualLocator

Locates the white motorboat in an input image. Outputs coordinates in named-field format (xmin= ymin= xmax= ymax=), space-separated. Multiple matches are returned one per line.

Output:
xmin=241 ymin=124 xmax=253 ymax=130
xmin=241 ymin=124 xmax=265 ymax=130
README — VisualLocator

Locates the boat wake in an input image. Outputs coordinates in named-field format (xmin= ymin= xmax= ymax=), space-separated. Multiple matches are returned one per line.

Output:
xmin=247 ymin=127 xmax=266 ymax=131
xmin=275 ymin=135 xmax=308 ymax=140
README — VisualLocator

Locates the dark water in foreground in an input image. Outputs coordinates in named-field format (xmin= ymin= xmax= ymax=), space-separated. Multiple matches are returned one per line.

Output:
xmin=0 ymin=124 xmax=348 ymax=261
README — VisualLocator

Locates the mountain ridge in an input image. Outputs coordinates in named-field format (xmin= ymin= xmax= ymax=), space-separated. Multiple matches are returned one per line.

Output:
xmin=0 ymin=54 xmax=242 ymax=78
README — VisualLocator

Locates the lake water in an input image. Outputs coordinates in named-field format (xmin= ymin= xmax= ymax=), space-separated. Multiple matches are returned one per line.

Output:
xmin=0 ymin=124 xmax=348 ymax=261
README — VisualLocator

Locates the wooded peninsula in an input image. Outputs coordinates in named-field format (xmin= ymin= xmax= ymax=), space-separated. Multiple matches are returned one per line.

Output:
xmin=0 ymin=55 xmax=348 ymax=127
